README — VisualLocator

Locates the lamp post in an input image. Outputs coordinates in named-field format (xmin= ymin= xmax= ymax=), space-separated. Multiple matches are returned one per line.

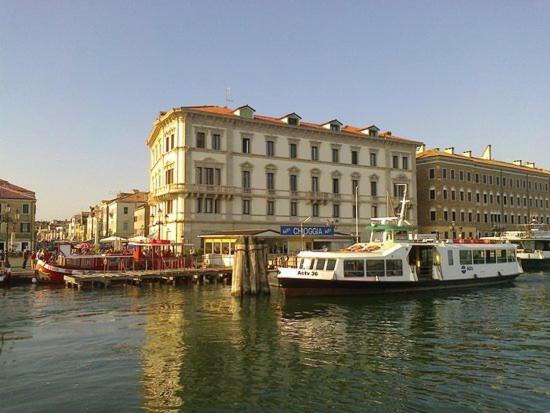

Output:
xmin=354 ymin=184 xmax=360 ymax=243
xmin=300 ymin=216 xmax=311 ymax=251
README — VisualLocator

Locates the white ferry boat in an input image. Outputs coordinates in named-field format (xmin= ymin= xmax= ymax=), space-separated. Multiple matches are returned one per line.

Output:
xmin=483 ymin=229 xmax=550 ymax=270
xmin=278 ymin=191 xmax=523 ymax=296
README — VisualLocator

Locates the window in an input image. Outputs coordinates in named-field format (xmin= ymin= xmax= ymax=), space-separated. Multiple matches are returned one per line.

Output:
xmin=326 ymin=259 xmax=337 ymax=271
xmin=392 ymin=155 xmax=399 ymax=169
xmin=444 ymin=210 xmax=449 ymax=221
xmin=370 ymin=181 xmax=378 ymax=196
xmin=196 ymin=198 xmax=202 ymax=213
xmin=165 ymin=136 xmax=170 ymax=152
xmin=242 ymin=137 xmax=251 ymax=154
xmin=20 ymin=223 xmax=30 ymax=233
xmin=393 ymin=184 xmax=405 ymax=198
xmin=386 ymin=260 xmax=403 ymax=276
xmin=242 ymin=171 xmax=251 ymax=189
xmin=266 ymin=140 xmax=275 ymax=156
xmin=165 ymin=168 xmax=174 ymax=185
xmin=267 ymin=200 xmax=275 ymax=216
xmin=170 ymin=134 xmax=175 ymax=149
xmin=315 ymin=259 xmax=326 ymax=270
xmin=370 ymin=152 xmax=377 ymax=166
xmin=402 ymin=157 xmax=408 ymax=170
xmin=352 ymin=179 xmax=359 ymax=192
xmin=442 ymin=168 xmax=447 ymax=179
xmin=366 ymin=260 xmax=385 ymax=277
xmin=429 ymin=168 xmax=435 ymax=179
xmin=123 ymin=207 xmax=129 ymax=215
xmin=460 ymin=250 xmax=473 ymax=265
xmin=371 ymin=205 xmax=378 ymax=218
xmin=507 ymin=249 xmax=516 ymax=262
xmin=166 ymin=200 xmax=173 ymax=214
xmin=290 ymin=201 xmax=298 ymax=216
xmin=459 ymin=171 xmax=464 ymax=180
xmin=311 ymin=176 xmax=319 ymax=192
xmin=460 ymin=190 xmax=464 ymax=201
xmin=290 ymin=174 xmax=298 ymax=192
xmin=266 ymin=172 xmax=275 ymax=191
xmin=242 ymin=199 xmax=251 ymax=215
xmin=451 ymin=190 xmax=456 ymax=201
xmin=430 ymin=210 xmax=436 ymax=221
xmin=344 ymin=260 xmax=364 ymax=277
xmin=429 ymin=189 xmax=436 ymax=200
xmin=196 ymin=132 xmax=206 ymax=148
xmin=332 ymin=178 xmax=339 ymax=194
xmin=311 ymin=145 xmax=319 ymax=161
xmin=473 ymin=250 xmax=485 ymax=264
xmin=450 ymin=169 xmax=455 ymax=180
xmin=496 ymin=249 xmax=507 ymax=263
xmin=485 ymin=250 xmax=496 ymax=264
xmin=447 ymin=250 xmax=454 ymax=266
xmin=22 ymin=204 xmax=29 ymax=214
xmin=287 ymin=117 xmax=298 ymax=126
xmin=212 ymin=134 xmax=221 ymax=150
xmin=332 ymin=204 xmax=340 ymax=218
xmin=312 ymin=203 xmax=319 ymax=217
xmin=443 ymin=189 xmax=448 ymax=200
xmin=289 ymin=143 xmax=297 ymax=159
xmin=351 ymin=150 xmax=359 ymax=165
xmin=332 ymin=148 xmax=339 ymax=163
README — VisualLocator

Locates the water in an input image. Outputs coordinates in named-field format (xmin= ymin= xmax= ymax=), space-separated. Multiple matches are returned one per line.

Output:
xmin=1 ymin=274 xmax=549 ymax=413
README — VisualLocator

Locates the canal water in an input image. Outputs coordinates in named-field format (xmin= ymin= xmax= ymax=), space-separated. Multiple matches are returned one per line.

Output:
xmin=1 ymin=273 xmax=549 ymax=412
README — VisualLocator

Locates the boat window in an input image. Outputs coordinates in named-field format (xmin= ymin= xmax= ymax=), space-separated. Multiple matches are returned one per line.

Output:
xmin=315 ymin=259 xmax=326 ymax=270
xmin=343 ymin=260 xmax=365 ymax=277
xmin=496 ymin=249 xmax=507 ymax=263
xmin=485 ymin=250 xmax=496 ymax=264
xmin=298 ymin=259 xmax=305 ymax=269
xmin=326 ymin=259 xmax=337 ymax=271
xmin=459 ymin=250 xmax=473 ymax=265
xmin=447 ymin=250 xmax=454 ymax=266
xmin=308 ymin=259 xmax=315 ymax=270
xmin=507 ymin=249 xmax=517 ymax=262
xmin=386 ymin=260 xmax=403 ymax=276
xmin=366 ymin=260 xmax=385 ymax=277
xmin=473 ymin=250 xmax=485 ymax=265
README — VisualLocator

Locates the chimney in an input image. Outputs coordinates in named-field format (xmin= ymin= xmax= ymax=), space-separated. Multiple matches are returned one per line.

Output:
xmin=480 ymin=144 xmax=492 ymax=160
xmin=444 ymin=147 xmax=455 ymax=154
xmin=525 ymin=161 xmax=535 ymax=168
xmin=513 ymin=160 xmax=523 ymax=166
xmin=462 ymin=150 xmax=472 ymax=158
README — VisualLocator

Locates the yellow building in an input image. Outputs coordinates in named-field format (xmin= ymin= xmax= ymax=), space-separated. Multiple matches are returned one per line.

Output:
xmin=0 ymin=179 xmax=37 ymax=251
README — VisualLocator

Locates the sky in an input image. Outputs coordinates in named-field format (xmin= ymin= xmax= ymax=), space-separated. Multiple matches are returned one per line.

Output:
xmin=1 ymin=0 xmax=549 ymax=220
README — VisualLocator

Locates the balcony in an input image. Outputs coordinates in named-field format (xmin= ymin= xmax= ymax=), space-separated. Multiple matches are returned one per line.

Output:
xmin=151 ymin=184 xmax=235 ymax=200
xmin=307 ymin=191 xmax=330 ymax=204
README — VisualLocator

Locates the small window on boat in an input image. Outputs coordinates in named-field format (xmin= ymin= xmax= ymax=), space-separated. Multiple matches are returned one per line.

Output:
xmin=386 ymin=260 xmax=403 ymax=276
xmin=344 ymin=260 xmax=365 ymax=277
xmin=459 ymin=250 xmax=473 ymax=265
xmin=366 ymin=260 xmax=385 ymax=277
xmin=496 ymin=249 xmax=507 ymax=263
xmin=307 ymin=259 xmax=315 ymax=270
xmin=298 ymin=259 xmax=305 ymax=269
xmin=473 ymin=250 xmax=485 ymax=265
xmin=315 ymin=259 xmax=326 ymax=270
xmin=485 ymin=250 xmax=496 ymax=264
xmin=507 ymin=249 xmax=517 ymax=262
xmin=326 ymin=259 xmax=337 ymax=271
xmin=447 ymin=250 xmax=454 ymax=266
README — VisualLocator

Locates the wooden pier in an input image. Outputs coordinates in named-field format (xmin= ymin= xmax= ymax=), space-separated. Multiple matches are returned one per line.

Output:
xmin=64 ymin=267 xmax=232 ymax=289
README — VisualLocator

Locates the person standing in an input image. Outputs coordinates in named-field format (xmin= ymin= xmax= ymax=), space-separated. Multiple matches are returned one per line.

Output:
xmin=22 ymin=249 xmax=30 ymax=269
xmin=30 ymin=250 xmax=37 ymax=269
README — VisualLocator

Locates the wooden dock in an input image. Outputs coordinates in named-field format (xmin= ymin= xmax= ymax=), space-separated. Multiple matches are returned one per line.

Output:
xmin=64 ymin=267 xmax=232 ymax=289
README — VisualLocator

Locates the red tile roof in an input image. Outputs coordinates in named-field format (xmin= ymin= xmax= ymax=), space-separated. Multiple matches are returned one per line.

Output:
xmin=171 ymin=105 xmax=423 ymax=146
xmin=417 ymin=149 xmax=550 ymax=175
xmin=0 ymin=179 xmax=36 ymax=200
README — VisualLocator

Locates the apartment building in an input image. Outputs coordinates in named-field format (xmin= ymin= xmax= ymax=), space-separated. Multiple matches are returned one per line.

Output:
xmin=87 ymin=190 xmax=148 ymax=242
xmin=0 ymin=179 xmax=37 ymax=252
xmin=147 ymin=105 xmax=421 ymax=250
xmin=417 ymin=145 xmax=550 ymax=239
xmin=68 ymin=212 xmax=89 ymax=241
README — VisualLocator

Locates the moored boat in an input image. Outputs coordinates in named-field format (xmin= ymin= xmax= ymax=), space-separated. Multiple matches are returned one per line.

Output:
xmin=278 ymin=189 xmax=523 ymax=296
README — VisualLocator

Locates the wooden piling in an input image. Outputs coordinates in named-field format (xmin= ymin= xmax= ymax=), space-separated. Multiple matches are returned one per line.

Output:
xmin=247 ymin=237 xmax=260 ymax=295
xmin=231 ymin=237 xmax=246 ymax=296
xmin=258 ymin=242 xmax=270 ymax=295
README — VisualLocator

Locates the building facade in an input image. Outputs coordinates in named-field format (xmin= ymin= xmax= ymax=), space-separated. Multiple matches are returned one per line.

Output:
xmin=0 ymin=179 xmax=37 ymax=252
xmin=133 ymin=204 xmax=150 ymax=237
xmin=68 ymin=212 xmax=89 ymax=241
xmin=147 ymin=105 xmax=421 ymax=251
xmin=417 ymin=146 xmax=550 ymax=239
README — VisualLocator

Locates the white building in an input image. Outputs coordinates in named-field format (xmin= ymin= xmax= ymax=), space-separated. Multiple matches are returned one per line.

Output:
xmin=147 ymin=105 xmax=421 ymax=252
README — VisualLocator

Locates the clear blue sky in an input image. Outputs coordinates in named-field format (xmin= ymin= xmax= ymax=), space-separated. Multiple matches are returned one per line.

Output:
xmin=1 ymin=0 xmax=549 ymax=220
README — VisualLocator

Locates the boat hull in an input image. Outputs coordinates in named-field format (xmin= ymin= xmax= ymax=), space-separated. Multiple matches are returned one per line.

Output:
xmin=35 ymin=260 xmax=89 ymax=284
xmin=519 ymin=259 xmax=550 ymax=271
xmin=278 ymin=273 xmax=521 ymax=296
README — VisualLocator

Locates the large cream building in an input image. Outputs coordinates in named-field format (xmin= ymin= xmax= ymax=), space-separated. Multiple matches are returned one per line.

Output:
xmin=0 ymin=179 xmax=36 ymax=252
xmin=147 ymin=105 xmax=421 ymax=251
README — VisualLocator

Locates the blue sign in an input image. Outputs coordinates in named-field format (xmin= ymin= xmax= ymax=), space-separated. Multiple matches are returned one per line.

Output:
xmin=280 ymin=226 xmax=335 ymax=236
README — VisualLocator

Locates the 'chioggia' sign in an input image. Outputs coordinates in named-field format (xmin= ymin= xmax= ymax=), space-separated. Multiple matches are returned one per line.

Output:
xmin=280 ymin=226 xmax=335 ymax=236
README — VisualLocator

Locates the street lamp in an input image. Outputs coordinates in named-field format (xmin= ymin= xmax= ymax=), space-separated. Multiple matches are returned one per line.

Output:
xmin=300 ymin=216 xmax=311 ymax=251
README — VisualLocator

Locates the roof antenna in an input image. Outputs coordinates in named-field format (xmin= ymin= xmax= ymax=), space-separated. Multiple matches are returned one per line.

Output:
xmin=225 ymin=87 xmax=233 ymax=108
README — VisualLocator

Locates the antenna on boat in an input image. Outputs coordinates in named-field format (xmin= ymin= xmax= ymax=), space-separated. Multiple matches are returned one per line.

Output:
xmin=396 ymin=184 xmax=409 ymax=227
